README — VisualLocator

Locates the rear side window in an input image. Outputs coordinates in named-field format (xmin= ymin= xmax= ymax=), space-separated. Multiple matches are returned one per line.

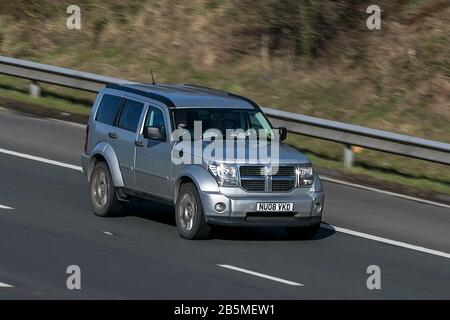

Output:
xmin=95 ymin=94 xmax=122 ymax=125
xmin=118 ymin=99 xmax=144 ymax=132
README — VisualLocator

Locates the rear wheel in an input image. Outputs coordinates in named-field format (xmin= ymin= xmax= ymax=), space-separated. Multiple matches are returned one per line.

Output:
xmin=285 ymin=223 xmax=321 ymax=240
xmin=89 ymin=161 xmax=123 ymax=217
xmin=175 ymin=182 xmax=211 ymax=240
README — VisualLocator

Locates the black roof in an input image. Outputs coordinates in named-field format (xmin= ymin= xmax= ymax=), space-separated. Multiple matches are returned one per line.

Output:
xmin=105 ymin=83 xmax=259 ymax=110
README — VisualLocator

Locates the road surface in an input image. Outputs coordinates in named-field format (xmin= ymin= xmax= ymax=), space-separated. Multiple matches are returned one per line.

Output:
xmin=0 ymin=107 xmax=448 ymax=299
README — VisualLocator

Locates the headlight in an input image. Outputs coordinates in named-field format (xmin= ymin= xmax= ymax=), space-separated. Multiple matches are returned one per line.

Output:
xmin=297 ymin=166 xmax=314 ymax=187
xmin=208 ymin=163 xmax=238 ymax=186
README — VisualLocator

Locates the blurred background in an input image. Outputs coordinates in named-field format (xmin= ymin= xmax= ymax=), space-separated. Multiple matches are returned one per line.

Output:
xmin=0 ymin=0 xmax=449 ymax=198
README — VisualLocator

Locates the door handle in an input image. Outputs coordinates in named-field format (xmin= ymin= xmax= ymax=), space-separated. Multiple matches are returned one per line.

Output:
xmin=109 ymin=132 xmax=118 ymax=139
xmin=135 ymin=140 xmax=145 ymax=147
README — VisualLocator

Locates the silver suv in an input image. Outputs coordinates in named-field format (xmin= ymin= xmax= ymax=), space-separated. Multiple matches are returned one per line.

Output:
xmin=81 ymin=83 xmax=324 ymax=239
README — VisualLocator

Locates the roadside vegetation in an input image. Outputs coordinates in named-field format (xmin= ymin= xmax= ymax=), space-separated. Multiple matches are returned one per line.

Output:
xmin=0 ymin=0 xmax=449 ymax=196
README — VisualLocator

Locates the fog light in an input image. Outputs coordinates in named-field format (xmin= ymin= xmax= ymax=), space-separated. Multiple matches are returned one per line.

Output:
xmin=214 ymin=202 xmax=226 ymax=213
xmin=313 ymin=202 xmax=322 ymax=213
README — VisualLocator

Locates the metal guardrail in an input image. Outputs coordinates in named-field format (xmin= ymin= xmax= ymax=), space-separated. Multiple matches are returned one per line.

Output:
xmin=0 ymin=56 xmax=135 ymax=92
xmin=1 ymin=55 xmax=449 ymax=166
xmin=263 ymin=108 xmax=450 ymax=166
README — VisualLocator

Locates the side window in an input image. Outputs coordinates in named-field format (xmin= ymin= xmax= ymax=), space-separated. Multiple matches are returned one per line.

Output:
xmin=95 ymin=94 xmax=122 ymax=125
xmin=118 ymin=99 xmax=144 ymax=132
xmin=145 ymin=107 xmax=166 ymax=139
xmin=248 ymin=113 xmax=264 ymax=130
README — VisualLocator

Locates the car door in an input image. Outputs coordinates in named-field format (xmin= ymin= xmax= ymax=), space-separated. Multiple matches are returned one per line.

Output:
xmin=108 ymin=97 xmax=145 ymax=189
xmin=134 ymin=105 xmax=172 ymax=200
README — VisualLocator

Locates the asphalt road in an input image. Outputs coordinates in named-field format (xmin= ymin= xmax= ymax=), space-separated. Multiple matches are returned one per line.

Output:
xmin=0 ymin=107 xmax=449 ymax=299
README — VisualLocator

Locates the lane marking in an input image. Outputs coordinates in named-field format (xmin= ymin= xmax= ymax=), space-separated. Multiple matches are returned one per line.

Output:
xmin=0 ymin=205 xmax=14 ymax=210
xmin=0 ymin=282 xmax=13 ymax=288
xmin=321 ymin=223 xmax=450 ymax=259
xmin=0 ymin=107 xmax=86 ymax=129
xmin=0 ymin=146 xmax=448 ymax=259
xmin=1 ymin=106 xmax=446 ymax=208
xmin=0 ymin=147 xmax=82 ymax=172
xmin=320 ymin=175 xmax=450 ymax=209
xmin=49 ymin=118 xmax=86 ymax=129
xmin=217 ymin=264 xmax=303 ymax=286
xmin=0 ymin=146 xmax=447 ymax=209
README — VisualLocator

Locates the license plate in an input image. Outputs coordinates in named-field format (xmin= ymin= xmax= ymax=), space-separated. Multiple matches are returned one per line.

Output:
xmin=256 ymin=202 xmax=294 ymax=212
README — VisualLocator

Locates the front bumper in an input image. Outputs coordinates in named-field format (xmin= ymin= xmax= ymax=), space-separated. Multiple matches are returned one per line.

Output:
xmin=199 ymin=188 xmax=324 ymax=227
xmin=206 ymin=215 xmax=322 ymax=227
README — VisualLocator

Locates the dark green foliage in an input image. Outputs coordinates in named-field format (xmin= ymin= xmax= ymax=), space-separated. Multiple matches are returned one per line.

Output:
xmin=224 ymin=0 xmax=365 ymax=60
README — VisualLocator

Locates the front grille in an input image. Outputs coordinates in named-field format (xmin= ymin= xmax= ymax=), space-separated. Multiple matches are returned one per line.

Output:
xmin=273 ymin=166 xmax=296 ymax=176
xmin=241 ymin=179 xmax=265 ymax=191
xmin=272 ymin=179 xmax=296 ymax=192
xmin=239 ymin=165 xmax=296 ymax=192
xmin=239 ymin=166 xmax=296 ymax=176
xmin=240 ymin=166 xmax=264 ymax=176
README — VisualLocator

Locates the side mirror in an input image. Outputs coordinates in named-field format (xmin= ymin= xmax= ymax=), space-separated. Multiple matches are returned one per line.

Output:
xmin=144 ymin=126 xmax=164 ymax=140
xmin=278 ymin=127 xmax=287 ymax=141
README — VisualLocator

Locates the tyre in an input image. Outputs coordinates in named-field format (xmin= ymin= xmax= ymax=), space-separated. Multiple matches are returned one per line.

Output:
xmin=285 ymin=223 xmax=321 ymax=240
xmin=175 ymin=182 xmax=211 ymax=240
xmin=89 ymin=161 xmax=123 ymax=217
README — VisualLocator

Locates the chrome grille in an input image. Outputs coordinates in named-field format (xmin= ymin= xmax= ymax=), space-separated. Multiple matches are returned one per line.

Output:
xmin=239 ymin=166 xmax=264 ymax=176
xmin=273 ymin=166 xmax=296 ymax=176
xmin=272 ymin=179 xmax=296 ymax=192
xmin=241 ymin=179 xmax=265 ymax=191
xmin=239 ymin=165 xmax=296 ymax=192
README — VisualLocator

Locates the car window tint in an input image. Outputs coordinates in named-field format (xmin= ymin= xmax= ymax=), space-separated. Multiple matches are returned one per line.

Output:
xmin=145 ymin=107 xmax=166 ymax=139
xmin=95 ymin=94 xmax=122 ymax=125
xmin=118 ymin=99 xmax=144 ymax=132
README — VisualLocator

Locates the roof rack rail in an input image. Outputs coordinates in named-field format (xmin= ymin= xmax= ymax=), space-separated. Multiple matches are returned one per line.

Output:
xmin=106 ymin=83 xmax=176 ymax=108
xmin=182 ymin=83 xmax=261 ymax=110
xmin=182 ymin=83 xmax=229 ymax=95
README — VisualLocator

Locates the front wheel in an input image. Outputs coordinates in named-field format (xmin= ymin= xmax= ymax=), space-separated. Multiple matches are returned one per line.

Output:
xmin=175 ymin=182 xmax=211 ymax=240
xmin=285 ymin=223 xmax=321 ymax=240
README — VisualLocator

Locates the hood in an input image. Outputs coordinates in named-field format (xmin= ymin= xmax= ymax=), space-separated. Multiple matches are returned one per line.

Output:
xmin=177 ymin=139 xmax=311 ymax=166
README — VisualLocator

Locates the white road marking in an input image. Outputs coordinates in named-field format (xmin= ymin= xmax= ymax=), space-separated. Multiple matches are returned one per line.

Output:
xmin=320 ymin=175 xmax=450 ymax=209
xmin=0 ymin=146 xmax=447 ymax=210
xmin=217 ymin=264 xmax=304 ymax=286
xmin=321 ymin=223 xmax=450 ymax=259
xmin=0 ymin=282 xmax=13 ymax=288
xmin=2 ymin=106 xmax=446 ymax=209
xmin=0 ymin=107 xmax=86 ymax=129
xmin=0 ymin=204 xmax=13 ymax=210
xmin=0 ymin=147 xmax=448 ymax=259
xmin=0 ymin=147 xmax=82 ymax=172
xmin=49 ymin=118 xmax=86 ymax=129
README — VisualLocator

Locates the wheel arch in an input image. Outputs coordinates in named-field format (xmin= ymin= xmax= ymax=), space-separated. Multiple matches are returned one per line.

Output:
xmin=87 ymin=142 xmax=124 ymax=187
xmin=173 ymin=165 xmax=219 ymax=204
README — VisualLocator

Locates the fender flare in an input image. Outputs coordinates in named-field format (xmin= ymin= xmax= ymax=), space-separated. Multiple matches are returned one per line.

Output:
xmin=87 ymin=142 xmax=124 ymax=187
xmin=173 ymin=165 xmax=219 ymax=203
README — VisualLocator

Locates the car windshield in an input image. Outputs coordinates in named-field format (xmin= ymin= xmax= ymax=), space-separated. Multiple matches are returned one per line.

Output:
xmin=171 ymin=108 xmax=274 ymax=140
